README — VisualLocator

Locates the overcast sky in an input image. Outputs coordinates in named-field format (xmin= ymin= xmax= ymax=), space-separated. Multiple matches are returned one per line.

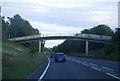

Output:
xmin=2 ymin=0 xmax=119 ymax=47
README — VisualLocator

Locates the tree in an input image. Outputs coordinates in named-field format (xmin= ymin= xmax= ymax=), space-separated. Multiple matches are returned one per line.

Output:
xmin=3 ymin=14 xmax=40 ymax=53
xmin=112 ymin=28 xmax=120 ymax=42
xmin=81 ymin=24 xmax=113 ymax=52
xmin=81 ymin=24 xmax=113 ymax=36
xmin=2 ymin=16 xmax=9 ymax=41
xmin=104 ymin=28 xmax=119 ymax=60
xmin=52 ymin=24 xmax=114 ymax=55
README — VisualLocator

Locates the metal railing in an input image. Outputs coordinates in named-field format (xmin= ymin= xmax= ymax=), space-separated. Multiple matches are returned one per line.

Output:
xmin=8 ymin=33 xmax=112 ymax=41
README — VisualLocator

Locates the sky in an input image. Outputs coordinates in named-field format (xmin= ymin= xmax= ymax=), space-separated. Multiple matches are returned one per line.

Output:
xmin=1 ymin=0 xmax=119 ymax=47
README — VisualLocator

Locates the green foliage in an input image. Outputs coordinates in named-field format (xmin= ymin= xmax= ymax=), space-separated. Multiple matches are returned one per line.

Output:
xmin=43 ymin=47 xmax=52 ymax=52
xmin=80 ymin=24 xmax=113 ymax=52
xmin=104 ymin=42 xmax=116 ymax=55
xmin=112 ymin=28 xmax=120 ymax=44
xmin=2 ymin=14 xmax=40 ymax=53
xmin=52 ymin=25 xmax=119 ymax=61
xmin=104 ymin=28 xmax=120 ymax=60
xmin=53 ymin=24 xmax=113 ymax=54
xmin=2 ymin=14 xmax=44 ymax=79
xmin=7 ymin=14 xmax=39 ymax=37
xmin=2 ymin=17 xmax=9 ymax=41
xmin=3 ymin=42 xmax=44 ymax=79
xmin=81 ymin=24 xmax=114 ymax=36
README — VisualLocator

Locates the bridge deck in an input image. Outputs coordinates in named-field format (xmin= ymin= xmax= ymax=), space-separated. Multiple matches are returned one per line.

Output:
xmin=8 ymin=33 xmax=112 ymax=43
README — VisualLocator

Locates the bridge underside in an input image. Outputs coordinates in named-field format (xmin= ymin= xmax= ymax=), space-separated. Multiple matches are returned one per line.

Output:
xmin=12 ymin=36 xmax=110 ymax=43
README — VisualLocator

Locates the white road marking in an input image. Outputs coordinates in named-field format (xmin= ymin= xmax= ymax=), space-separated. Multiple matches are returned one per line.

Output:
xmin=111 ymin=74 xmax=119 ymax=76
xmin=82 ymin=63 xmax=89 ymax=66
xmin=106 ymin=73 xmax=120 ymax=80
xmin=76 ymin=60 xmax=81 ymax=63
xmin=89 ymin=63 xmax=98 ymax=66
xmin=69 ymin=57 xmax=120 ymax=79
xmin=38 ymin=55 xmax=50 ymax=80
xmin=102 ymin=66 xmax=114 ymax=71
xmin=91 ymin=67 xmax=101 ymax=71
xmin=72 ymin=59 xmax=75 ymax=61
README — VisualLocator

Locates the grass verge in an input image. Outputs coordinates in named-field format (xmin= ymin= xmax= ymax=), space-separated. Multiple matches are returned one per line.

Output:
xmin=2 ymin=41 xmax=44 ymax=80
xmin=66 ymin=48 xmax=119 ymax=62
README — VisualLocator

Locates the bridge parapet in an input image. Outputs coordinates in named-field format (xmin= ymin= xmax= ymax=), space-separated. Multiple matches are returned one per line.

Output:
xmin=8 ymin=33 xmax=112 ymax=42
xmin=41 ymin=33 xmax=75 ymax=37
xmin=75 ymin=33 xmax=112 ymax=40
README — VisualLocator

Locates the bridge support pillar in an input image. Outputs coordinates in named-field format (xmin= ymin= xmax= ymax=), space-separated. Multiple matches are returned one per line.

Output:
xmin=85 ymin=40 xmax=88 ymax=55
xmin=39 ymin=41 xmax=42 ymax=53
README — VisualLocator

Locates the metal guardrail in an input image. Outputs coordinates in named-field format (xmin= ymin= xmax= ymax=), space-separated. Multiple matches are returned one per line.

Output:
xmin=8 ymin=33 xmax=112 ymax=41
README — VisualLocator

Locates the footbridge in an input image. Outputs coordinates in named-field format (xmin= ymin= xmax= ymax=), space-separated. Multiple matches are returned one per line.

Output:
xmin=8 ymin=33 xmax=112 ymax=43
xmin=8 ymin=33 xmax=112 ymax=55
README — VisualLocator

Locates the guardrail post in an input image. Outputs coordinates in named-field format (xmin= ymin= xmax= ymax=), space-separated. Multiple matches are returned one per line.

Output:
xmin=86 ymin=40 xmax=88 ymax=55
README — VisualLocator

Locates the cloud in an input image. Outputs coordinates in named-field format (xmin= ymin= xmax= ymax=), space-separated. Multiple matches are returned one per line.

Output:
xmin=2 ymin=1 xmax=117 ymax=28
xmin=29 ymin=21 xmax=86 ymax=33
xmin=2 ymin=0 xmax=118 ymax=47
xmin=45 ymin=40 xmax=65 ymax=48
xmin=2 ymin=0 xmax=119 ymax=3
xmin=32 ymin=5 xmax=49 ymax=13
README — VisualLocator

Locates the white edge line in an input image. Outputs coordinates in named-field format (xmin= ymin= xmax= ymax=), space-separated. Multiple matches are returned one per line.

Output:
xmin=38 ymin=55 xmax=50 ymax=80
xmin=106 ymin=73 xmax=120 ymax=80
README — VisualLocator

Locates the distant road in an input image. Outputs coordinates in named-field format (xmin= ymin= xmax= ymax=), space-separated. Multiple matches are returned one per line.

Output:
xmin=24 ymin=55 xmax=120 ymax=80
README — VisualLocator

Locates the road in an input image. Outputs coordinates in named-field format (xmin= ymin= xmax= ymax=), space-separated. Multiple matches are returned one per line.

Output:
xmin=42 ymin=56 xmax=120 ymax=80
xmin=24 ymin=55 xmax=120 ymax=80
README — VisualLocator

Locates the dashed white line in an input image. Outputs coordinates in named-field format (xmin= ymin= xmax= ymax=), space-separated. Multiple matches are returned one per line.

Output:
xmin=68 ymin=57 xmax=120 ymax=80
xmin=106 ymin=73 xmax=120 ymax=80
xmin=91 ymin=67 xmax=101 ymax=71
xmin=81 ymin=61 xmax=87 ymax=63
xmin=76 ymin=60 xmax=81 ymax=63
xmin=82 ymin=63 xmax=89 ymax=66
xmin=102 ymin=66 xmax=114 ymax=71
xmin=72 ymin=59 xmax=75 ymax=61
xmin=89 ymin=63 xmax=98 ymax=66
xmin=38 ymin=55 xmax=50 ymax=80
xmin=112 ymin=74 xmax=119 ymax=75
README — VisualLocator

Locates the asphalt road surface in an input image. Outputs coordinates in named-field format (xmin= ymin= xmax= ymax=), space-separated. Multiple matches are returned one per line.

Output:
xmin=24 ymin=55 xmax=120 ymax=80
xmin=42 ymin=56 xmax=120 ymax=79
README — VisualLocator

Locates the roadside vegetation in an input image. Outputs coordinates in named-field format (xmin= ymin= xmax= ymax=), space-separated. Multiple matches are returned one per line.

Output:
xmin=2 ymin=14 xmax=45 ymax=79
xmin=2 ymin=41 xmax=44 ymax=80
xmin=52 ymin=25 xmax=120 ymax=62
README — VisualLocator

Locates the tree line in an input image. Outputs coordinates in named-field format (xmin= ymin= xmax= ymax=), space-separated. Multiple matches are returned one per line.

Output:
xmin=52 ymin=25 xmax=119 ymax=61
xmin=2 ymin=14 xmax=40 ymax=53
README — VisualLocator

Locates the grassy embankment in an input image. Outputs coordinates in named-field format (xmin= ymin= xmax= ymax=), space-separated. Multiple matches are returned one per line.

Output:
xmin=67 ymin=48 xmax=119 ymax=62
xmin=2 ymin=41 xmax=44 ymax=80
